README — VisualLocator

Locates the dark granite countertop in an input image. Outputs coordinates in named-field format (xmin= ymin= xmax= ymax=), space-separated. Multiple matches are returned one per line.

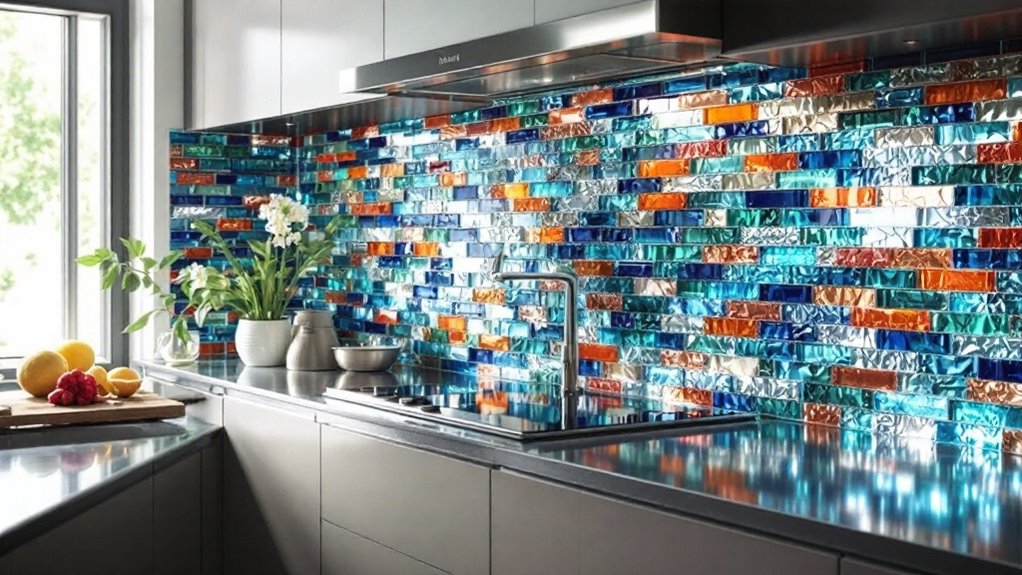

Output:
xmin=137 ymin=359 xmax=1022 ymax=575
xmin=0 ymin=394 xmax=219 ymax=555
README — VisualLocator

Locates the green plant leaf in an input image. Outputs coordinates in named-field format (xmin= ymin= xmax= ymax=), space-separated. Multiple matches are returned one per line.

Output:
xmin=158 ymin=251 xmax=181 ymax=269
xmin=119 ymin=237 xmax=145 ymax=259
xmin=122 ymin=309 xmax=158 ymax=333
xmin=77 ymin=253 xmax=107 ymax=266
xmin=121 ymin=272 xmax=141 ymax=292
xmin=101 ymin=265 xmax=120 ymax=289
xmin=173 ymin=316 xmax=190 ymax=343
xmin=141 ymin=256 xmax=157 ymax=271
xmin=195 ymin=304 xmax=210 ymax=327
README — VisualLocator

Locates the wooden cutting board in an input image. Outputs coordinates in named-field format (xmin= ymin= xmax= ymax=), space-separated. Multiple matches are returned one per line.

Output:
xmin=0 ymin=390 xmax=185 ymax=428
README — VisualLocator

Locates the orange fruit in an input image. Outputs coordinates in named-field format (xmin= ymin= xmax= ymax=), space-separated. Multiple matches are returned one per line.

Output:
xmin=55 ymin=340 xmax=95 ymax=372
xmin=87 ymin=365 xmax=114 ymax=397
xmin=107 ymin=366 xmax=142 ymax=398
xmin=17 ymin=351 xmax=69 ymax=398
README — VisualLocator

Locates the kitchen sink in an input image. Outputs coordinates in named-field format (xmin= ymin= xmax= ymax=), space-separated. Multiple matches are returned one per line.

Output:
xmin=322 ymin=371 xmax=754 ymax=440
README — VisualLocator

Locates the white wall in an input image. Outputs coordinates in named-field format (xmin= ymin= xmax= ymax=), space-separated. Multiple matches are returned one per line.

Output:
xmin=129 ymin=0 xmax=184 ymax=359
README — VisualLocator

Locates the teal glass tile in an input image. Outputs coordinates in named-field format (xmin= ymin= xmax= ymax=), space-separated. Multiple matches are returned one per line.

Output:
xmin=846 ymin=70 xmax=891 ymax=91
xmin=934 ymin=122 xmax=1010 ymax=144
xmin=839 ymin=109 xmax=899 ymax=129
xmin=687 ymin=192 xmax=746 ymax=208
xmin=874 ymin=391 xmax=949 ymax=419
xmin=760 ymin=246 xmax=817 ymax=265
xmin=875 ymin=289 xmax=948 ymax=311
xmin=758 ymin=398 xmax=803 ymax=420
xmin=805 ymin=383 xmax=874 ymax=408
xmin=776 ymin=169 xmax=838 ymax=189
xmin=691 ymin=156 xmax=744 ymax=174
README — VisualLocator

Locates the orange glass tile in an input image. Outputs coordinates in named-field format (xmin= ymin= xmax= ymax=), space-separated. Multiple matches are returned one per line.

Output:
xmin=438 ymin=315 xmax=467 ymax=331
xmin=315 ymin=153 xmax=336 ymax=163
xmin=980 ymin=227 xmax=1022 ymax=247
xmin=586 ymin=377 xmax=622 ymax=395
xmin=809 ymin=187 xmax=877 ymax=207
xmin=467 ymin=121 xmax=494 ymax=136
xmin=170 ymin=145 xmax=183 ymax=157
xmin=439 ymin=124 xmax=469 ymax=140
xmin=374 ymin=310 xmax=399 ymax=325
xmin=704 ymin=102 xmax=759 ymax=125
xmin=575 ymin=150 xmax=601 ymax=166
xmin=703 ymin=317 xmax=758 ymax=338
xmin=380 ymin=163 xmax=405 ymax=177
xmin=637 ymin=192 xmax=687 ymax=211
xmin=637 ymin=160 xmax=690 ymax=177
xmin=475 ymin=391 xmax=509 ymax=413
xmin=834 ymin=248 xmax=892 ymax=267
xmin=661 ymin=350 xmax=706 ymax=370
xmin=448 ymin=330 xmax=467 ymax=345
xmin=428 ymin=160 xmax=451 ymax=173
xmin=412 ymin=242 xmax=440 ymax=257
xmin=316 ymin=170 xmax=334 ymax=183
xmin=478 ymin=334 xmax=511 ymax=352
xmin=832 ymin=366 xmax=898 ymax=391
xmin=1015 ymin=122 xmax=1022 ymax=142
xmin=199 ymin=342 xmax=225 ymax=356
xmin=743 ymin=153 xmax=798 ymax=172
xmin=813 ymin=286 xmax=876 ymax=307
xmin=347 ymin=166 xmax=368 ymax=179
xmin=572 ymin=88 xmax=613 ymax=106
xmin=367 ymin=242 xmax=394 ymax=256
xmin=424 ymin=115 xmax=450 ymax=129
xmin=439 ymin=172 xmax=467 ymax=187
xmin=349 ymin=202 xmax=391 ymax=216
xmin=684 ymin=388 xmax=714 ymax=407
xmin=538 ymin=227 xmax=564 ymax=243
xmin=918 ymin=269 xmax=994 ymax=292
xmin=579 ymin=343 xmax=619 ymax=363
xmin=491 ymin=183 xmax=530 ymax=199
xmin=335 ymin=152 xmax=357 ymax=162
xmin=548 ymin=107 xmax=585 ymax=125
xmin=586 ymin=293 xmax=622 ymax=311
xmin=573 ymin=260 xmax=614 ymax=276
xmin=1005 ymin=429 xmax=1022 ymax=454
xmin=277 ymin=175 xmax=297 ymax=186
xmin=967 ymin=378 xmax=1022 ymax=406
xmin=170 ymin=158 xmax=198 ymax=170
xmin=890 ymin=248 xmax=952 ymax=269
xmin=349 ymin=254 xmax=363 ymax=267
xmin=540 ymin=122 xmax=592 ymax=140
xmin=183 ymin=247 xmax=212 ymax=259
xmin=492 ymin=117 xmax=521 ymax=132
xmin=216 ymin=218 xmax=252 ymax=232
xmin=473 ymin=288 xmax=506 ymax=305
xmin=702 ymin=245 xmax=759 ymax=264
xmin=240 ymin=195 xmax=269 ymax=208
xmin=784 ymin=75 xmax=845 ymax=97
xmin=676 ymin=139 xmax=727 ymax=159
xmin=924 ymin=79 xmax=1006 ymax=104
xmin=176 ymin=172 xmax=215 ymax=185
xmin=851 ymin=307 xmax=930 ymax=332
xmin=351 ymin=125 xmax=379 ymax=139
xmin=726 ymin=300 xmax=781 ymax=321
xmin=977 ymin=142 xmax=1022 ymax=164
xmin=659 ymin=454 xmax=685 ymax=475
xmin=325 ymin=291 xmax=345 ymax=304
xmin=803 ymin=403 xmax=841 ymax=426
xmin=224 ymin=341 xmax=237 ymax=355
xmin=512 ymin=198 xmax=550 ymax=212
xmin=676 ymin=89 xmax=728 ymax=109
xmin=809 ymin=60 xmax=865 ymax=77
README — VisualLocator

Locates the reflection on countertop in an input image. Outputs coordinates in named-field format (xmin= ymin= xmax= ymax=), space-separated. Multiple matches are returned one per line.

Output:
xmin=139 ymin=358 xmax=1022 ymax=572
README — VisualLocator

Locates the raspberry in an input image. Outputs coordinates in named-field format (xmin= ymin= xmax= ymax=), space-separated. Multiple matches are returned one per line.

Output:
xmin=51 ymin=369 xmax=100 ymax=406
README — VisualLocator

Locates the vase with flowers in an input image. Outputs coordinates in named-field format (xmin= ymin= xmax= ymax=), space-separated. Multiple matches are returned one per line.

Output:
xmin=81 ymin=194 xmax=341 ymax=367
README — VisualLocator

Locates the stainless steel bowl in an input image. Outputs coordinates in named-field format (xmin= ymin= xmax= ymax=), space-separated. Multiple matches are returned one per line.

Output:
xmin=332 ymin=340 xmax=402 ymax=372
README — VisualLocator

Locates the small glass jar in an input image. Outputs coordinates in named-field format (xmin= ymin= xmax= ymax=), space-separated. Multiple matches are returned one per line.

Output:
xmin=155 ymin=330 xmax=200 ymax=365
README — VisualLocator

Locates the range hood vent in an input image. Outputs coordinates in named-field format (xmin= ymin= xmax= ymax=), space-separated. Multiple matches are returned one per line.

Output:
xmin=340 ymin=0 xmax=722 ymax=99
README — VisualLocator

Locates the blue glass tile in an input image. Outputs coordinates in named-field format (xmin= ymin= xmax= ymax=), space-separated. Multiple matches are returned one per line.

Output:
xmin=585 ymin=102 xmax=633 ymax=120
xmin=876 ymin=330 xmax=951 ymax=354
xmin=760 ymin=67 xmax=806 ymax=83
xmin=799 ymin=150 xmax=861 ymax=170
xmin=506 ymin=128 xmax=540 ymax=144
xmin=616 ymin=262 xmax=653 ymax=278
xmin=714 ymin=120 xmax=771 ymax=139
xmin=602 ymin=228 xmax=634 ymax=242
xmin=902 ymin=104 xmax=975 ymax=125
xmin=663 ymin=75 xmax=707 ymax=94
xmin=618 ymin=178 xmax=661 ymax=193
xmin=745 ymin=190 xmax=808 ymax=208
xmin=936 ymin=421 xmax=1002 ymax=450
xmin=613 ymin=83 xmax=662 ymax=101
xmin=776 ymin=134 xmax=822 ymax=152
xmin=760 ymin=284 xmax=813 ymax=304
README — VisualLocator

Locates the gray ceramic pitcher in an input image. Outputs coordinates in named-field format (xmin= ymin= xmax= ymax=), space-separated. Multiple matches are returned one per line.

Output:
xmin=286 ymin=310 xmax=340 ymax=371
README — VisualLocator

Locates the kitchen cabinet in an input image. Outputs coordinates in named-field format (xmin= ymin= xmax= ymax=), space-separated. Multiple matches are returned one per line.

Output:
xmin=842 ymin=558 xmax=919 ymax=575
xmin=491 ymin=470 xmax=840 ymax=575
xmin=322 ymin=520 xmax=449 ymax=575
xmin=282 ymin=0 xmax=385 ymax=114
xmin=223 ymin=395 xmax=320 ymax=575
xmin=383 ymin=0 xmax=535 ymax=59
xmin=534 ymin=0 xmax=641 ymax=24
xmin=190 ymin=0 xmax=281 ymax=129
xmin=154 ymin=452 xmax=203 ymax=574
xmin=321 ymin=424 xmax=490 ymax=575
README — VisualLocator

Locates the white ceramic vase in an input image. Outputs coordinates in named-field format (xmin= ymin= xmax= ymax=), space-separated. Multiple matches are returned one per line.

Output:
xmin=235 ymin=319 xmax=292 ymax=367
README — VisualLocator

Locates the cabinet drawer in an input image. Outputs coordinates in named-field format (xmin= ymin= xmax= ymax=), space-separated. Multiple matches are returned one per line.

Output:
xmin=842 ymin=558 xmax=919 ymax=575
xmin=322 ymin=521 xmax=448 ymax=575
xmin=321 ymin=425 xmax=489 ymax=575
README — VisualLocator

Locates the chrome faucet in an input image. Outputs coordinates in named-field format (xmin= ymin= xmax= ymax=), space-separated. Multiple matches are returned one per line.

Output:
xmin=492 ymin=246 xmax=579 ymax=428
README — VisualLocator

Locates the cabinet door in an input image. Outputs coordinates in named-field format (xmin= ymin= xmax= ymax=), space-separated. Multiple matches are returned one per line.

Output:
xmin=383 ymin=0 xmax=535 ymax=59
xmin=224 ymin=396 xmax=320 ymax=575
xmin=534 ymin=0 xmax=640 ymax=24
xmin=322 ymin=520 xmax=449 ymax=575
xmin=282 ymin=0 xmax=384 ymax=114
xmin=842 ymin=558 xmax=919 ymax=575
xmin=578 ymin=491 xmax=839 ymax=575
xmin=5 ymin=477 xmax=154 ymax=575
xmin=321 ymin=425 xmax=490 ymax=575
xmin=491 ymin=470 xmax=581 ymax=575
xmin=191 ymin=0 xmax=281 ymax=128
xmin=155 ymin=452 xmax=203 ymax=574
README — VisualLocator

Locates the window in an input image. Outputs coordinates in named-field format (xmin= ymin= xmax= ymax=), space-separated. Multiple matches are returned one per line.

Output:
xmin=0 ymin=1 xmax=125 ymax=373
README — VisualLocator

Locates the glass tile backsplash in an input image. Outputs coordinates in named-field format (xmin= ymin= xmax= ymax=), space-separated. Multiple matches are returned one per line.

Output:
xmin=170 ymin=53 xmax=1022 ymax=454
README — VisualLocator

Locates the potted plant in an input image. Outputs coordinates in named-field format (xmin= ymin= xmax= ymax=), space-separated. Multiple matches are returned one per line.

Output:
xmin=81 ymin=194 xmax=341 ymax=367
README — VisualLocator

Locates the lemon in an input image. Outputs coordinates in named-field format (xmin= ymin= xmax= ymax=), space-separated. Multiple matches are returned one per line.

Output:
xmin=55 ymin=340 xmax=95 ymax=372
xmin=107 ymin=366 xmax=141 ymax=381
xmin=17 ymin=351 xmax=69 ymax=398
xmin=107 ymin=367 xmax=142 ymax=398
xmin=87 ymin=365 xmax=114 ymax=397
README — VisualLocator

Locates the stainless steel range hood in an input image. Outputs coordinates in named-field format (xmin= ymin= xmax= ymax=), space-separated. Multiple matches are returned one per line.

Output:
xmin=340 ymin=0 xmax=722 ymax=99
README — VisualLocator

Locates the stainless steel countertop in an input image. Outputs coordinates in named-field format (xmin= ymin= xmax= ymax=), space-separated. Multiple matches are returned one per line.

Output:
xmin=137 ymin=359 xmax=1022 ymax=575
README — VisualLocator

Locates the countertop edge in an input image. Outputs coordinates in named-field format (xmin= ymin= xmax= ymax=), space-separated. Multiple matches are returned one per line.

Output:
xmin=0 ymin=421 xmax=221 ymax=556
xmin=138 ymin=361 xmax=1022 ymax=575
